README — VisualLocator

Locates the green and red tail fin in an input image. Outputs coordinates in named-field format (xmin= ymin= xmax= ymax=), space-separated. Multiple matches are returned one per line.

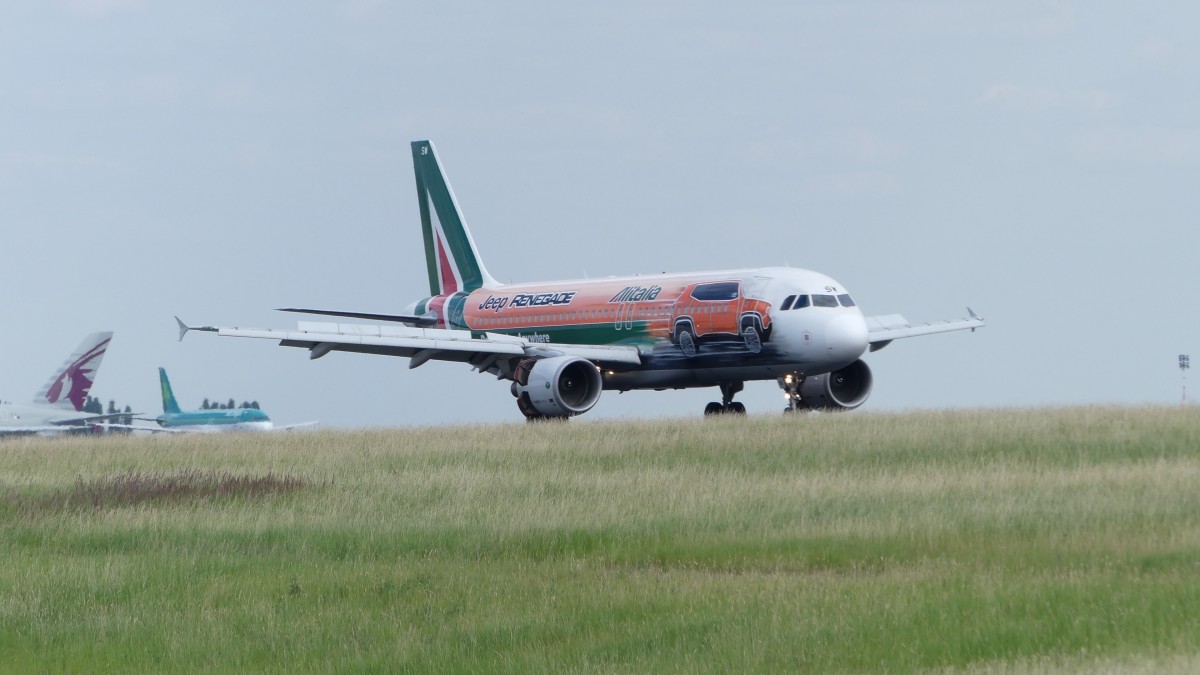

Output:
xmin=411 ymin=140 xmax=498 ymax=295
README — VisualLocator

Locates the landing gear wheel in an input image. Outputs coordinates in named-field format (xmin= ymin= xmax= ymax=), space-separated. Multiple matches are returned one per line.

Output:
xmin=702 ymin=381 xmax=746 ymax=417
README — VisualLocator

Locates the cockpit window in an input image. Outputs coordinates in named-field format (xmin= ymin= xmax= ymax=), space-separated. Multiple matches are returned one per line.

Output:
xmin=812 ymin=294 xmax=838 ymax=308
xmin=792 ymin=295 xmax=811 ymax=309
xmin=780 ymin=295 xmax=796 ymax=311
xmin=690 ymin=282 xmax=740 ymax=301
xmin=837 ymin=294 xmax=856 ymax=307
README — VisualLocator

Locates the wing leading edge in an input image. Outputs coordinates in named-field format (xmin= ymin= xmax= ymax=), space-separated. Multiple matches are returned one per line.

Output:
xmin=866 ymin=308 xmax=985 ymax=352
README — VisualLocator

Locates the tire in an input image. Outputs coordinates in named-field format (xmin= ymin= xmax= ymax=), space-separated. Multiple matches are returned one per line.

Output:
xmin=728 ymin=402 xmax=746 ymax=415
xmin=704 ymin=402 xmax=724 ymax=416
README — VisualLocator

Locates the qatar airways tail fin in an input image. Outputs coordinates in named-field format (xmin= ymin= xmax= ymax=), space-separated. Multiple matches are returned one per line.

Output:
xmin=411 ymin=140 xmax=498 ymax=295
xmin=34 ymin=332 xmax=113 ymax=411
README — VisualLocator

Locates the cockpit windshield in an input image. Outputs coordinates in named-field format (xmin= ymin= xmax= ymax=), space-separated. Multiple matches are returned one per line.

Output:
xmin=781 ymin=293 xmax=854 ymax=310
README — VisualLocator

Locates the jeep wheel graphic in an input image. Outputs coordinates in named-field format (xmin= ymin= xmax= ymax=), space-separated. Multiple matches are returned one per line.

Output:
xmin=742 ymin=325 xmax=762 ymax=353
xmin=677 ymin=326 xmax=697 ymax=357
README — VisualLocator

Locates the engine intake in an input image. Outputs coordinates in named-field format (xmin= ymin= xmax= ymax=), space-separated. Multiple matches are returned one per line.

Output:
xmin=510 ymin=356 xmax=603 ymax=418
xmin=800 ymin=359 xmax=873 ymax=410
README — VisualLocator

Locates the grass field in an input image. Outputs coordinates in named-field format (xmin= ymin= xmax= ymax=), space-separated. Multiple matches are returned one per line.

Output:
xmin=2 ymin=406 xmax=1199 ymax=673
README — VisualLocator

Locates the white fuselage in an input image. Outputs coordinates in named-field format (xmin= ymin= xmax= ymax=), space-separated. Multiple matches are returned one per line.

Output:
xmin=0 ymin=402 xmax=86 ymax=430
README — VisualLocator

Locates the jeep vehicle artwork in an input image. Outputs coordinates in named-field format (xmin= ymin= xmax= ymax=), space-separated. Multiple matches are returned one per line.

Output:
xmin=670 ymin=280 xmax=772 ymax=357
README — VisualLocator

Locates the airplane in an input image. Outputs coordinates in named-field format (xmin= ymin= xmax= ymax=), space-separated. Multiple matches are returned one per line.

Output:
xmin=0 ymin=331 xmax=132 ymax=434
xmin=179 ymin=140 xmax=985 ymax=420
xmin=130 ymin=367 xmax=317 ymax=433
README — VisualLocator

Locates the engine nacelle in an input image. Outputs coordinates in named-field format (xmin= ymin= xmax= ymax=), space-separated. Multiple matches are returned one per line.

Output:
xmin=800 ymin=359 xmax=873 ymax=410
xmin=510 ymin=356 xmax=603 ymax=418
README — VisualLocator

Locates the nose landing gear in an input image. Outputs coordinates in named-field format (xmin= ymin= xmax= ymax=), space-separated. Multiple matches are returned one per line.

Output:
xmin=778 ymin=373 xmax=807 ymax=413
xmin=704 ymin=381 xmax=746 ymax=416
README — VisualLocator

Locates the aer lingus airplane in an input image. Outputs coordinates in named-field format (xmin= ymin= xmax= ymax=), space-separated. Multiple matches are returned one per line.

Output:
xmin=0 ymin=331 xmax=131 ymax=435
xmin=180 ymin=140 xmax=984 ymax=420
xmin=132 ymin=367 xmax=317 ymax=433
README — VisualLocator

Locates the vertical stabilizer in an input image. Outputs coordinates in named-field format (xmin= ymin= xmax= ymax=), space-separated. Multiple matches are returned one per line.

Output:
xmin=411 ymin=140 xmax=498 ymax=295
xmin=35 ymin=332 xmax=112 ymax=411
xmin=159 ymin=367 xmax=182 ymax=414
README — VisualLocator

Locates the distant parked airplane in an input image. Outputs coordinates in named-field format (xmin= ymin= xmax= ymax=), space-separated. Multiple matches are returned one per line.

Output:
xmin=136 ymin=367 xmax=316 ymax=433
xmin=180 ymin=140 xmax=984 ymax=419
xmin=0 ymin=332 xmax=130 ymax=435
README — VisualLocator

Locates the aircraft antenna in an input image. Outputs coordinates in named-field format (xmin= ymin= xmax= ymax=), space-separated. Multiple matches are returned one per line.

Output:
xmin=1181 ymin=354 xmax=1191 ymax=404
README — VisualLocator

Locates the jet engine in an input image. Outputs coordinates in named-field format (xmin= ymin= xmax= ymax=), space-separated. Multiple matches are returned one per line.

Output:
xmin=800 ymin=359 xmax=873 ymax=410
xmin=510 ymin=356 xmax=603 ymax=418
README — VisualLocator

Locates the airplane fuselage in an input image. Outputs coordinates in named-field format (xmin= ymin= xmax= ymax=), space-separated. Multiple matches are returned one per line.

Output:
xmin=0 ymin=402 xmax=83 ymax=429
xmin=157 ymin=408 xmax=273 ymax=432
xmin=407 ymin=266 xmax=869 ymax=391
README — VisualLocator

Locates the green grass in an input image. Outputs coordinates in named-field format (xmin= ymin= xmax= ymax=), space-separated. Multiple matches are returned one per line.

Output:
xmin=2 ymin=406 xmax=1199 ymax=672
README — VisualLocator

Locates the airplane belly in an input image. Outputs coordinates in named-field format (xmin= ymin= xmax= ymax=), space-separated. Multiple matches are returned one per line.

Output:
xmin=604 ymin=362 xmax=821 ymax=391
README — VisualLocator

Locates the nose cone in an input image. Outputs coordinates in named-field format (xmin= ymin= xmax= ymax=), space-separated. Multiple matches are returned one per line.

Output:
xmin=826 ymin=314 xmax=869 ymax=362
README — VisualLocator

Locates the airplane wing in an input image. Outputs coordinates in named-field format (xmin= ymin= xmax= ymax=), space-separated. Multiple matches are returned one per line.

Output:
xmin=177 ymin=318 xmax=642 ymax=377
xmin=101 ymin=423 xmax=319 ymax=434
xmin=866 ymin=308 xmax=985 ymax=352
xmin=48 ymin=411 xmax=146 ymax=426
xmin=97 ymin=423 xmax=180 ymax=434
xmin=273 ymin=421 xmax=320 ymax=431
xmin=0 ymin=411 xmax=143 ymax=434
xmin=0 ymin=425 xmax=84 ymax=434
xmin=276 ymin=308 xmax=438 ymax=327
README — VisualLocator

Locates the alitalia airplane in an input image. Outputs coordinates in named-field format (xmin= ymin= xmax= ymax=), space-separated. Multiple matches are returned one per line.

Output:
xmin=0 ymin=331 xmax=131 ymax=435
xmin=179 ymin=140 xmax=984 ymax=420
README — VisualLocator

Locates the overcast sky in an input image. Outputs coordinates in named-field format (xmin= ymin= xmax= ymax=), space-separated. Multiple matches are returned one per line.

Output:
xmin=3 ymin=1 xmax=1197 ymax=427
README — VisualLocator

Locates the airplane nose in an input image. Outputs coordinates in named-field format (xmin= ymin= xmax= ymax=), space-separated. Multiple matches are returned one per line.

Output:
xmin=825 ymin=314 xmax=869 ymax=361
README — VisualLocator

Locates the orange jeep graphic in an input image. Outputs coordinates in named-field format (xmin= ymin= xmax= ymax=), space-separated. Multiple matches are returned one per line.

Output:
xmin=669 ymin=280 xmax=772 ymax=357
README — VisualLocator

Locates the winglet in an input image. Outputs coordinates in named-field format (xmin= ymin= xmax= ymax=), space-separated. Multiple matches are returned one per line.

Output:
xmin=175 ymin=316 xmax=217 ymax=342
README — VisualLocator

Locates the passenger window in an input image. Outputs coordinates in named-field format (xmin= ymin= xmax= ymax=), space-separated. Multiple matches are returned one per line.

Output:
xmin=781 ymin=295 xmax=796 ymax=311
xmin=792 ymin=295 xmax=811 ymax=309
xmin=813 ymin=294 xmax=838 ymax=308
xmin=837 ymin=294 xmax=856 ymax=307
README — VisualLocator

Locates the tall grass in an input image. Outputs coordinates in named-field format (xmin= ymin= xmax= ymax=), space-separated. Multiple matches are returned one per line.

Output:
xmin=1 ymin=406 xmax=1198 ymax=672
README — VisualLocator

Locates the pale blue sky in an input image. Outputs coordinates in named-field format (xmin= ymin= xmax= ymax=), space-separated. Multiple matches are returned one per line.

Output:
xmin=2 ymin=1 xmax=1197 ymax=426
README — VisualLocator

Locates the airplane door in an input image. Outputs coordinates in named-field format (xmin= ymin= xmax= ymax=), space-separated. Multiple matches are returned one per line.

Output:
xmin=614 ymin=303 xmax=635 ymax=331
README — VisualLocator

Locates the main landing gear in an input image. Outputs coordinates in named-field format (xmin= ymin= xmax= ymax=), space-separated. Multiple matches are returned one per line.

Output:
xmin=704 ymin=381 xmax=746 ymax=416
xmin=779 ymin=373 xmax=806 ymax=413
